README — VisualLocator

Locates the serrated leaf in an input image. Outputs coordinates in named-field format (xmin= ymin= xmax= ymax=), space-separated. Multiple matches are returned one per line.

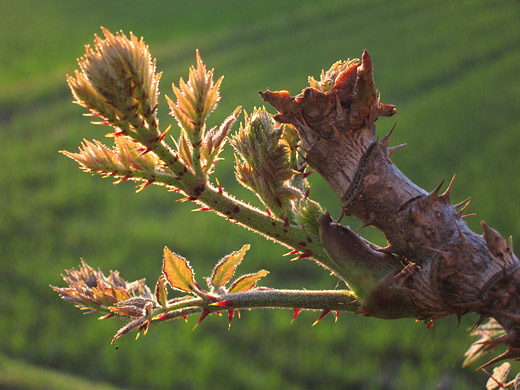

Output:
xmin=228 ymin=270 xmax=269 ymax=293
xmin=155 ymin=274 xmax=168 ymax=309
xmin=210 ymin=244 xmax=250 ymax=289
xmin=162 ymin=247 xmax=195 ymax=293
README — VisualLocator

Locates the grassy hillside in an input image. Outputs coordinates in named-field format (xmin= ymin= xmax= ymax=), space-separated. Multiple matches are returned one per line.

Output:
xmin=1 ymin=0 xmax=519 ymax=388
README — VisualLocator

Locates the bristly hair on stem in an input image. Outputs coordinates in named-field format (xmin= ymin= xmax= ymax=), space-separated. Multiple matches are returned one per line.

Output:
xmin=52 ymin=252 xmax=358 ymax=343
xmin=56 ymin=28 xmax=363 ymax=343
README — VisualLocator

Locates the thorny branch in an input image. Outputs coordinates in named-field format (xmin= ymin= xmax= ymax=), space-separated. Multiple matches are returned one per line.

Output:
xmin=53 ymin=28 xmax=520 ymax=384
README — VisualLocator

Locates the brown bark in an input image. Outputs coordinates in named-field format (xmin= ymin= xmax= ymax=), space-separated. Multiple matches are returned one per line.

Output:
xmin=260 ymin=50 xmax=520 ymax=364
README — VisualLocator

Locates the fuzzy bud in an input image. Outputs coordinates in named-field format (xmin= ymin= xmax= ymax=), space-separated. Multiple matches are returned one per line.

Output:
xmin=231 ymin=107 xmax=302 ymax=220
xmin=67 ymin=28 xmax=161 ymax=143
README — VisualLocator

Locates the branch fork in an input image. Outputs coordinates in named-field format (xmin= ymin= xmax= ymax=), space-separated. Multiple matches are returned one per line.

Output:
xmin=54 ymin=29 xmax=520 ymax=375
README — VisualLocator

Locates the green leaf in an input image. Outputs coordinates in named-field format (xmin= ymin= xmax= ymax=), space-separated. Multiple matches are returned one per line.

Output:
xmin=210 ymin=244 xmax=250 ymax=289
xmin=228 ymin=270 xmax=269 ymax=293
xmin=162 ymin=247 xmax=196 ymax=293
xmin=155 ymin=274 xmax=168 ymax=309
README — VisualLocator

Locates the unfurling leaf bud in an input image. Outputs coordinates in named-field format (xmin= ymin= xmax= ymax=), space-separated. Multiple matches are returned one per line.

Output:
xmin=50 ymin=260 xmax=154 ymax=313
xmin=231 ymin=107 xmax=302 ymax=220
xmin=155 ymin=275 xmax=168 ymax=309
xmin=308 ymin=58 xmax=359 ymax=93
xmin=294 ymin=198 xmax=325 ymax=237
xmin=201 ymin=106 xmax=241 ymax=174
xmin=60 ymin=136 xmax=170 ymax=191
xmin=165 ymin=51 xmax=232 ymax=177
xmin=67 ymin=28 xmax=161 ymax=144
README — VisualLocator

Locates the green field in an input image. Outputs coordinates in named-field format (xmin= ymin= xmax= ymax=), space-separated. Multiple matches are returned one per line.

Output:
xmin=1 ymin=0 xmax=520 ymax=388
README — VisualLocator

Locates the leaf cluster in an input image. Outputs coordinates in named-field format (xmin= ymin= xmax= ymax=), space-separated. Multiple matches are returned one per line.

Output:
xmin=53 ymin=245 xmax=269 ymax=342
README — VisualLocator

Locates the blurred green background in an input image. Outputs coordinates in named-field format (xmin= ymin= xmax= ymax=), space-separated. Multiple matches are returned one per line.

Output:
xmin=1 ymin=0 xmax=519 ymax=389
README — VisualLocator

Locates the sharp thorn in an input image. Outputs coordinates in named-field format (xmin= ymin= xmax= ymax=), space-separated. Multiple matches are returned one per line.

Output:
xmin=215 ymin=177 xmax=223 ymax=195
xmin=193 ymin=309 xmax=210 ymax=330
xmin=387 ymin=143 xmax=407 ymax=157
xmin=159 ymin=125 xmax=172 ymax=141
xmin=470 ymin=314 xmax=488 ymax=332
xmin=429 ymin=180 xmax=445 ymax=199
xmin=380 ymin=118 xmax=399 ymax=148
xmin=135 ymin=180 xmax=154 ymax=193
xmin=441 ymin=174 xmax=456 ymax=199
xmin=284 ymin=250 xmax=299 ymax=257
xmin=211 ymin=300 xmax=234 ymax=307
xmin=291 ymin=308 xmax=301 ymax=323
xmin=456 ymin=312 xmax=462 ymax=328
xmin=284 ymin=250 xmax=300 ymax=257
xmin=303 ymin=170 xmax=314 ymax=179
xmin=476 ymin=350 xmax=515 ymax=371
xmin=191 ymin=207 xmax=211 ymax=212
xmin=143 ymin=321 xmax=150 ymax=336
xmin=311 ymin=308 xmax=331 ymax=327
xmin=157 ymin=313 xmax=169 ymax=321
xmin=454 ymin=197 xmax=471 ymax=212
xmin=228 ymin=310 xmax=234 ymax=330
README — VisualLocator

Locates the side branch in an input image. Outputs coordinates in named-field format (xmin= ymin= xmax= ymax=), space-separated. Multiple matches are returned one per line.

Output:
xmin=121 ymin=289 xmax=359 ymax=342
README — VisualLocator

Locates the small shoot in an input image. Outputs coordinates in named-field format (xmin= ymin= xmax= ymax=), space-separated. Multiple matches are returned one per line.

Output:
xmin=166 ymin=51 xmax=240 ymax=178
xmin=67 ymin=28 xmax=161 ymax=145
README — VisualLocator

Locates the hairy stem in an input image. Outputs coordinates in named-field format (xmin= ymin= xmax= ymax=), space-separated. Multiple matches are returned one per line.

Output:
xmin=155 ymin=289 xmax=358 ymax=324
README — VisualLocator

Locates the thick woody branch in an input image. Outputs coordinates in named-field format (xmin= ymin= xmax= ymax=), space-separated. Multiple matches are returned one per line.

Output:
xmin=261 ymin=50 xmax=520 ymax=360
